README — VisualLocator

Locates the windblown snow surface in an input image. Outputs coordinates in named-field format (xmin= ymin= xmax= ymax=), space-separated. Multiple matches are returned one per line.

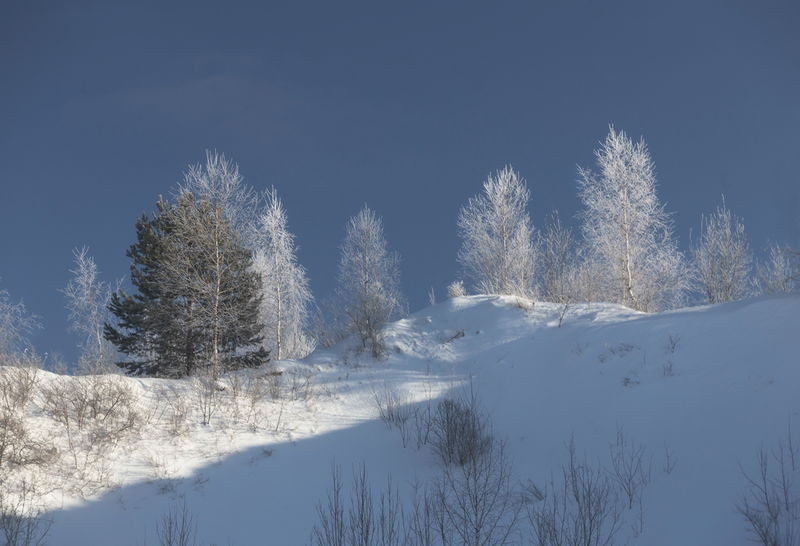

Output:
xmin=9 ymin=295 xmax=800 ymax=545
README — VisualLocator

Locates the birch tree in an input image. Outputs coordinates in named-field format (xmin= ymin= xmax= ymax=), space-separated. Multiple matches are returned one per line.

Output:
xmin=457 ymin=166 xmax=536 ymax=298
xmin=578 ymin=127 xmax=687 ymax=312
xmin=693 ymin=200 xmax=752 ymax=303
xmin=252 ymin=187 xmax=314 ymax=360
xmin=179 ymin=150 xmax=259 ymax=244
xmin=336 ymin=206 xmax=404 ymax=358
xmin=0 ymin=283 xmax=38 ymax=358
xmin=62 ymin=247 xmax=117 ymax=369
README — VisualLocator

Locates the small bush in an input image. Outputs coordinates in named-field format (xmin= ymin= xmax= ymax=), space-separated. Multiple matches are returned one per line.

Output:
xmin=447 ymin=281 xmax=466 ymax=299
xmin=0 ymin=354 xmax=39 ymax=413
xmin=161 ymin=386 xmax=191 ymax=437
xmin=738 ymin=428 xmax=800 ymax=546
xmin=156 ymin=498 xmax=199 ymax=546
xmin=311 ymin=465 xmax=411 ymax=546
xmin=191 ymin=374 xmax=221 ymax=426
xmin=0 ymin=411 xmax=56 ymax=471
xmin=0 ymin=484 xmax=52 ymax=546
xmin=39 ymin=374 xmax=140 ymax=440
xmin=431 ymin=393 xmax=491 ymax=467
xmin=527 ymin=437 xmax=623 ymax=546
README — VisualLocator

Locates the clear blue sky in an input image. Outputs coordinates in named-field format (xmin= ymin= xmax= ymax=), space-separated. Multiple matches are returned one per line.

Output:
xmin=1 ymin=1 xmax=798 ymax=362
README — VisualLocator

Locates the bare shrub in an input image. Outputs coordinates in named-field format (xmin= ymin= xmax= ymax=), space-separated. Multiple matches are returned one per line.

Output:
xmin=38 ymin=373 xmax=140 ymax=493
xmin=0 ymin=356 xmax=54 ymax=476
xmin=0 ymin=483 xmax=52 ymax=546
xmin=192 ymin=374 xmax=221 ymax=426
xmin=528 ymin=437 xmax=623 ymax=546
xmin=431 ymin=392 xmax=491 ymax=467
xmin=737 ymin=428 xmax=800 ymax=546
xmin=156 ymin=497 xmax=199 ymax=546
xmin=314 ymin=386 xmax=518 ymax=546
xmin=373 ymin=384 xmax=415 ymax=448
xmin=39 ymin=374 xmax=140 ymax=440
xmin=433 ymin=439 xmax=520 ymax=546
xmin=161 ymin=386 xmax=191 ymax=437
xmin=286 ymin=369 xmax=314 ymax=401
xmin=608 ymin=426 xmax=651 ymax=510
xmin=347 ymin=465 xmax=375 ymax=546
xmin=313 ymin=465 xmax=407 ymax=546
xmin=511 ymin=296 xmax=535 ymax=312
xmin=218 ymin=372 xmax=244 ymax=425
xmin=447 ymin=281 xmax=466 ymax=299
xmin=242 ymin=373 xmax=271 ymax=430
xmin=0 ymin=354 xmax=39 ymax=413
xmin=312 ymin=465 xmax=346 ymax=546
xmin=0 ymin=411 xmax=56 ymax=472
xmin=407 ymin=481 xmax=437 ymax=546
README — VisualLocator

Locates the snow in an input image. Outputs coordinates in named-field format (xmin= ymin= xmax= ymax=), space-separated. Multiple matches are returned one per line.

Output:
xmin=6 ymin=294 xmax=799 ymax=544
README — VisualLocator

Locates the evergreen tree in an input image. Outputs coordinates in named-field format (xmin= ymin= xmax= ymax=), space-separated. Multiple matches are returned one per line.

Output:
xmin=105 ymin=193 xmax=268 ymax=377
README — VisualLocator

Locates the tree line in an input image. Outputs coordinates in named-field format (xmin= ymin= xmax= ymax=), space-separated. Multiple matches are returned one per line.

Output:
xmin=1 ymin=127 xmax=797 ymax=376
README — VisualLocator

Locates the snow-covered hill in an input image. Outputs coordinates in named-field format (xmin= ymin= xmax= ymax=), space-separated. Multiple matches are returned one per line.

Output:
xmin=4 ymin=295 xmax=799 ymax=545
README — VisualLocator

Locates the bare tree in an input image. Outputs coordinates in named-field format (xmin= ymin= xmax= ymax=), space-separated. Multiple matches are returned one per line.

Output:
xmin=62 ymin=247 xmax=117 ymax=370
xmin=0 ymin=283 xmax=38 ymax=359
xmin=336 ymin=206 xmax=404 ymax=358
xmin=578 ymin=126 xmax=687 ymax=312
xmin=457 ymin=166 xmax=536 ymax=298
xmin=757 ymin=243 xmax=798 ymax=295
xmin=252 ymin=187 xmax=314 ymax=360
xmin=693 ymin=199 xmax=752 ymax=303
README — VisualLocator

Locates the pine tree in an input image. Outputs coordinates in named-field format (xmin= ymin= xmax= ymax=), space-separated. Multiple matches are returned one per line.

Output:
xmin=105 ymin=193 xmax=268 ymax=377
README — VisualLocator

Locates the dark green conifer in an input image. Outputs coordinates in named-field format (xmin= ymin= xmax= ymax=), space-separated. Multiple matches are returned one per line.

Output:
xmin=105 ymin=194 xmax=268 ymax=377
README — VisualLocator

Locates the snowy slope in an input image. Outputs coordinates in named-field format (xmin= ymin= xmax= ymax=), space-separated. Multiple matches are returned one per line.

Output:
xmin=7 ymin=294 xmax=799 ymax=545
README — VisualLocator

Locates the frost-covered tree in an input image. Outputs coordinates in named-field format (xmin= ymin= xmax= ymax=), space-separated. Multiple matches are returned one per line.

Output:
xmin=0 ymin=282 xmax=38 ymax=358
xmin=457 ymin=166 xmax=536 ymax=298
xmin=62 ymin=247 xmax=117 ymax=369
xmin=693 ymin=200 xmax=752 ymax=303
xmin=252 ymin=187 xmax=314 ymax=360
xmin=179 ymin=150 xmax=259 ymax=244
xmin=578 ymin=127 xmax=687 ymax=312
xmin=336 ymin=206 xmax=404 ymax=358
xmin=540 ymin=212 xmax=577 ymax=304
xmin=757 ymin=243 xmax=798 ymax=295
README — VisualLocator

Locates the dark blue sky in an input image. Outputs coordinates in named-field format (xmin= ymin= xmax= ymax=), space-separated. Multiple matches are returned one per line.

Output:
xmin=1 ymin=1 xmax=798 ymax=362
